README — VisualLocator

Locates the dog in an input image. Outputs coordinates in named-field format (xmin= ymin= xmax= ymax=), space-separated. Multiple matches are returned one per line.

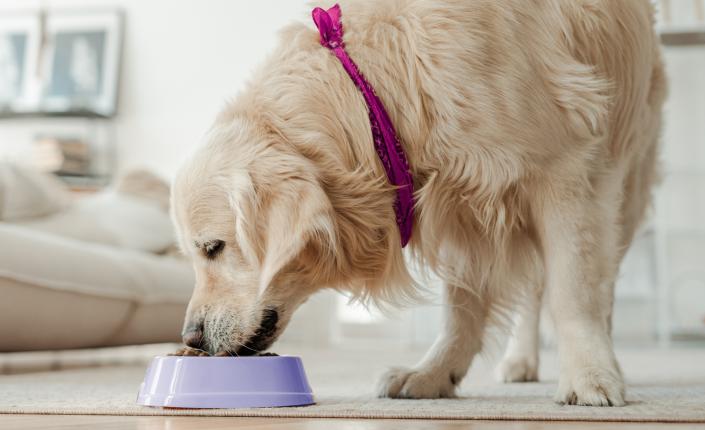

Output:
xmin=170 ymin=0 xmax=666 ymax=406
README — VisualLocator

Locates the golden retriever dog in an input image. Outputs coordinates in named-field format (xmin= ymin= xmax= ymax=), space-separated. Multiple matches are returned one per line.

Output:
xmin=171 ymin=0 xmax=666 ymax=406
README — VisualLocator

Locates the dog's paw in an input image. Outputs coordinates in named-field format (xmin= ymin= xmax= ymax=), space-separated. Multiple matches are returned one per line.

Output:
xmin=495 ymin=354 xmax=538 ymax=383
xmin=377 ymin=367 xmax=458 ymax=399
xmin=168 ymin=346 xmax=210 ymax=357
xmin=555 ymin=366 xmax=625 ymax=406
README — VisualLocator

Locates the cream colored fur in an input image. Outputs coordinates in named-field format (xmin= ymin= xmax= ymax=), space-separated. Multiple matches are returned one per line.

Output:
xmin=171 ymin=0 xmax=666 ymax=406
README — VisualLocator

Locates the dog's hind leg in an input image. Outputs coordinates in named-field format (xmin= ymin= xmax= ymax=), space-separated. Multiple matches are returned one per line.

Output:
xmin=377 ymin=278 xmax=489 ymax=399
xmin=496 ymin=284 xmax=543 ymax=382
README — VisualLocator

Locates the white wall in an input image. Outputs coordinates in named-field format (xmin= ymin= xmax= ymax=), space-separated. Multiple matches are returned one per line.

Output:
xmin=0 ymin=0 xmax=306 ymax=178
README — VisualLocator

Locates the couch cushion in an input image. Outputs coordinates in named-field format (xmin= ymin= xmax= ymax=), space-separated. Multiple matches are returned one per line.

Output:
xmin=18 ymin=191 xmax=177 ymax=254
xmin=0 ymin=224 xmax=193 ymax=351
xmin=0 ymin=223 xmax=193 ymax=302
xmin=0 ymin=163 xmax=70 ymax=221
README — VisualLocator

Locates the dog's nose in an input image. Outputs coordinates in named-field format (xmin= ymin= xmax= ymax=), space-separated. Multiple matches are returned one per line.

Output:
xmin=181 ymin=322 xmax=204 ymax=349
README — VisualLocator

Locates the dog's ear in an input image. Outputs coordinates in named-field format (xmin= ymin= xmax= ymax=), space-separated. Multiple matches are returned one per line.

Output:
xmin=258 ymin=176 xmax=335 ymax=294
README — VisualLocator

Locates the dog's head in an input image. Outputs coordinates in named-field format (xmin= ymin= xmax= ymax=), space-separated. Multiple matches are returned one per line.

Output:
xmin=171 ymin=119 xmax=339 ymax=355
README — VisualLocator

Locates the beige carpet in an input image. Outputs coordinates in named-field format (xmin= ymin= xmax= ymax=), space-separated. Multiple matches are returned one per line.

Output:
xmin=1 ymin=344 xmax=704 ymax=422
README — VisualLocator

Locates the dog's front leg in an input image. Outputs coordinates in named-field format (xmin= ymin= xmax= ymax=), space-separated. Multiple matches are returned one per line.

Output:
xmin=540 ymin=181 xmax=625 ymax=406
xmin=378 ymin=281 xmax=486 ymax=398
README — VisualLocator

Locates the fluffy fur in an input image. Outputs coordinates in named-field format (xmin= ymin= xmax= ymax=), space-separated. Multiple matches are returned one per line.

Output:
xmin=171 ymin=0 xmax=666 ymax=406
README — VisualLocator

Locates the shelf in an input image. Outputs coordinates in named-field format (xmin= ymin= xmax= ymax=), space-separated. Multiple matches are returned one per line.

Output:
xmin=659 ymin=25 xmax=705 ymax=46
xmin=0 ymin=109 xmax=113 ymax=120
xmin=56 ymin=173 xmax=111 ymax=188
xmin=671 ymin=328 xmax=705 ymax=341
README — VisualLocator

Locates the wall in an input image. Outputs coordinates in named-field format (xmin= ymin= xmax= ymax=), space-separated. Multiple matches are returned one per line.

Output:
xmin=0 ymin=0 xmax=305 ymax=179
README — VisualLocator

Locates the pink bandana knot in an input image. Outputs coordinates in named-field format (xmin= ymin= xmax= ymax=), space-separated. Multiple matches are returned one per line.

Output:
xmin=311 ymin=4 xmax=415 ymax=247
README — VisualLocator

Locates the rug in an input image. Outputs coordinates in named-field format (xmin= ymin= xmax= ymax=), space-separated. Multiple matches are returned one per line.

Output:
xmin=1 ymin=344 xmax=704 ymax=422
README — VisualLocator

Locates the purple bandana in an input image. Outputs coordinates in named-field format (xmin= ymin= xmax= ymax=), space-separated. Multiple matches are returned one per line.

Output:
xmin=312 ymin=4 xmax=415 ymax=247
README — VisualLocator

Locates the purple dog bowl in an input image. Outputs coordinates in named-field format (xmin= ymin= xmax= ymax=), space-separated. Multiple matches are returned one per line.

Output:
xmin=137 ymin=356 xmax=314 ymax=408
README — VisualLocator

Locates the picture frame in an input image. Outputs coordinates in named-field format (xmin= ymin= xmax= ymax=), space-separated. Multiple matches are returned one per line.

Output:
xmin=41 ymin=10 xmax=123 ymax=117
xmin=0 ymin=13 xmax=41 ymax=112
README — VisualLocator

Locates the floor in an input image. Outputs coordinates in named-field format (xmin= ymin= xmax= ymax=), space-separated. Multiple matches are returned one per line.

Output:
xmin=2 ymin=344 xmax=705 ymax=427
xmin=1 ymin=415 xmax=705 ymax=430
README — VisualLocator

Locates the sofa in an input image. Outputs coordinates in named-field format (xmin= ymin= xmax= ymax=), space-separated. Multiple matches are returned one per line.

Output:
xmin=0 ymin=163 xmax=193 ymax=351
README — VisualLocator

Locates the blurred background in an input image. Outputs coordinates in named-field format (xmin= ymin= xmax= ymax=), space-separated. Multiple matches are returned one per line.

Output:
xmin=0 ymin=0 xmax=703 ymax=367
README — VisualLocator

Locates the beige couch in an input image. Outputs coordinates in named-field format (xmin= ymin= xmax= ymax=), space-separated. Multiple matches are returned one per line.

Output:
xmin=0 ymin=164 xmax=193 ymax=352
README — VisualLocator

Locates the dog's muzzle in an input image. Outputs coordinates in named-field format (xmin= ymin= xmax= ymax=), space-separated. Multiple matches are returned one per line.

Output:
xmin=238 ymin=307 xmax=279 ymax=356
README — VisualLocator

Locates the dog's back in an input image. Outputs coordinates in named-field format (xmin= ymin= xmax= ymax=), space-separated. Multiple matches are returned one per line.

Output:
xmin=330 ymin=0 xmax=665 ymax=259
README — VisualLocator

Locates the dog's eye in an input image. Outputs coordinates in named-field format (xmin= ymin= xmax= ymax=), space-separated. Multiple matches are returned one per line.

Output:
xmin=203 ymin=240 xmax=225 ymax=259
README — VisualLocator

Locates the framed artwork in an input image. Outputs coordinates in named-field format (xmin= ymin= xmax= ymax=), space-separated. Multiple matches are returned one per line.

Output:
xmin=41 ymin=11 xmax=122 ymax=117
xmin=0 ymin=14 xmax=41 ymax=112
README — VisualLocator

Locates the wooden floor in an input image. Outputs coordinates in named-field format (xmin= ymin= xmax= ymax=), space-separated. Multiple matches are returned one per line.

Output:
xmin=1 ymin=415 xmax=704 ymax=430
